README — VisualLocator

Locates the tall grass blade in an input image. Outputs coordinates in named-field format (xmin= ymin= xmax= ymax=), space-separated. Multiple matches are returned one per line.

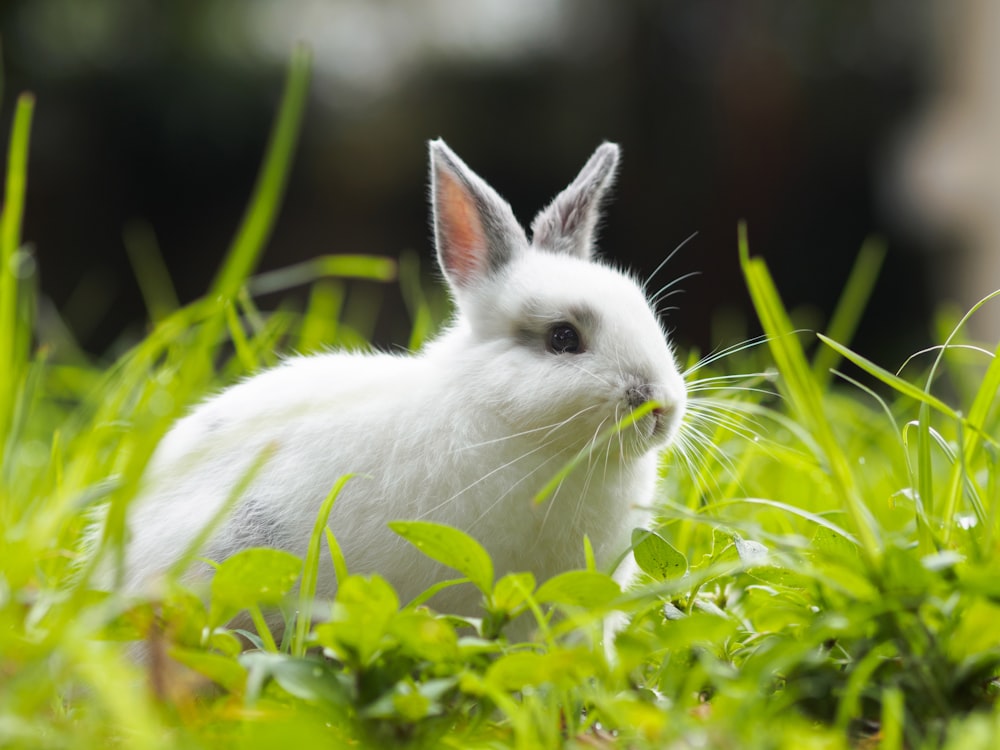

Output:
xmin=294 ymin=474 xmax=355 ymax=657
xmin=210 ymin=44 xmax=312 ymax=302
xmin=122 ymin=219 xmax=179 ymax=322
xmin=0 ymin=93 xmax=34 ymax=471
xmin=817 ymin=334 xmax=960 ymax=420
xmin=192 ymin=43 xmax=312 ymax=376
xmin=738 ymin=223 xmax=881 ymax=560
xmin=812 ymin=236 xmax=886 ymax=387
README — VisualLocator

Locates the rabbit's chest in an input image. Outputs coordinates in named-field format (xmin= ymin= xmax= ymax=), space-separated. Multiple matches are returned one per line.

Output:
xmin=430 ymin=446 xmax=656 ymax=574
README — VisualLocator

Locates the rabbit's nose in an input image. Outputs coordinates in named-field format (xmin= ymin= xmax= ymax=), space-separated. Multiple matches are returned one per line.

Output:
xmin=626 ymin=383 xmax=656 ymax=410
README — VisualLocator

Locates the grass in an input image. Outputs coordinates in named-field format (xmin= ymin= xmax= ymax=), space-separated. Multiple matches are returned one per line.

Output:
xmin=3 ymin=50 xmax=1000 ymax=750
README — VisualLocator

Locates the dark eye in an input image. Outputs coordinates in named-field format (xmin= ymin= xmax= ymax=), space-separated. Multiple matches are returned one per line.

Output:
xmin=547 ymin=323 xmax=583 ymax=354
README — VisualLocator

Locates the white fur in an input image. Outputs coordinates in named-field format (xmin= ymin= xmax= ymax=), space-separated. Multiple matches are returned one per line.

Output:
xmin=121 ymin=140 xmax=687 ymax=632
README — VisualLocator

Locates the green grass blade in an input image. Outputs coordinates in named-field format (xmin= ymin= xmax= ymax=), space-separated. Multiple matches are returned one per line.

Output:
xmin=812 ymin=236 xmax=886 ymax=387
xmin=738 ymin=223 xmax=881 ymax=561
xmin=209 ymin=44 xmax=312 ymax=302
xmin=294 ymin=473 xmax=355 ymax=657
xmin=122 ymin=219 xmax=179 ymax=322
xmin=247 ymin=254 xmax=397 ymax=296
xmin=817 ymin=334 xmax=960 ymax=420
xmin=298 ymin=280 xmax=345 ymax=353
xmin=0 ymin=93 xmax=35 ymax=460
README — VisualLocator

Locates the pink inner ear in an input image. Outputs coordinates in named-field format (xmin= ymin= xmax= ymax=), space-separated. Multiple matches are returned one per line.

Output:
xmin=437 ymin=169 xmax=487 ymax=285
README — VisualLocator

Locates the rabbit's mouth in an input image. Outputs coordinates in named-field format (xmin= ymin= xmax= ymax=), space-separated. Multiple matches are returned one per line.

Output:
xmin=644 ymin=402 xmax=681 ymax=443
xmin=623 ymin=381 xmax=684 ymax=447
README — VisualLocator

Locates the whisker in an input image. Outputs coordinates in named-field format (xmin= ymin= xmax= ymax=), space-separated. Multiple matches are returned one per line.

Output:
xmin=456 ymin=404 xmax=601 ymax=452
xmin=642 ymin=230 xmax=699 ymax=294
xmin=686 ymin=385 xmax=777 ymax=400
xmin=417 ymin=437 xmax=560 ymax=519
xmin=686 ymin=410 xmax=762 ymax=444
xmin=685 ymin=371 xmax=774 ymax=387
xmin=470 ymin=443 xmax=575 ymax=532
xmin=649 ymin=271 xmax=702 ymax=309
xmin=683 ymin=334 xmax=773 ymax=376
xmin=564 ymin=360 xmax=615 ymax=389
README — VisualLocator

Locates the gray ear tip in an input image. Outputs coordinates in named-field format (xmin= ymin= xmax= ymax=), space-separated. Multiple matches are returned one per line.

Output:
xmin=428 ymin=138 xmax=455 ymax=167
xmin=427 ymin=138 xmax=464 ymax=172
xmin=596 ymin=141 xmax=622 ymax=167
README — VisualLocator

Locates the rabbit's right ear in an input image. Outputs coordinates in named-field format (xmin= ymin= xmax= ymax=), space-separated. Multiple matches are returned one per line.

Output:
xmin=530 ymin=142 xmax=620 ymax=259
xmin=430 ymin=139 xmax=528 ymax=290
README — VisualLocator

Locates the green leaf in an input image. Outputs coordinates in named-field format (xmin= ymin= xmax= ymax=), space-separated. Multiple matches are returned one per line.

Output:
xmin=313 ymin=574 xmax=399 ymax=666
xmin=390 ymin=610 xmax=459 ymax=663
xmin=389 ymin=520 xmax=494 ymax=594
xmin=486 ymin=649 xmax=600 ymax=692
xmin=535 ymin=570 xmax=621 ymax=609
xmin=489 ymin=572 xmax=536 ymax=616
xmin=632 ymin=528 xmax=688 ymax=581
xmin=246 ymin=652 xmax=349 ymax=707
xmin=362 ymin=677 xmax=457 ymax=721
xmin=655 ymin=612 xmax=740 ymax=651
xmin=170 ymin=647 xmax=248 ymax=694
xmin=811 ymin=524 xmax=860 ymax=559
xmin=210 ymin=548 xmax=302 ymax=627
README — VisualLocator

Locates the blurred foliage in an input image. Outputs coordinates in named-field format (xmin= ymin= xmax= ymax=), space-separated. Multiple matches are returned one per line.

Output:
xmin=5 ymin=33 xmax=1000 ymax=750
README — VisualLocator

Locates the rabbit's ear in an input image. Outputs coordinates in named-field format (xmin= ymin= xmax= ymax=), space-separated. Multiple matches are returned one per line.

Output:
xmin=530 ymin=142 xmax=620 ymax=259
xmin=430 ymin=139 xmax=528 ymax=289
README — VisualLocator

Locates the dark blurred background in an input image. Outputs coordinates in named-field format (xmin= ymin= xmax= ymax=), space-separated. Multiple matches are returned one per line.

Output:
xmin=3 ymin=0 xmax=994 ymax=364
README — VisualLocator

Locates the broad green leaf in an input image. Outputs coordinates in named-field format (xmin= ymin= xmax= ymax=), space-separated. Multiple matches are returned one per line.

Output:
xmin=489 ymin=571 xmax=536 ymax=615
xmin=160 ymin=588 xmax=210 ymax=650
xmin=656 ymin=612 xmax=739 ymax=651
xmin=170 ymin=647 xmax=248 ymax=694
xmin=486 ymin=649 xmax=600 ymax=692
xmin=811 ymin=524 xmax=860 ymax=559
xmin=748 ymin=565 xmax=814 ymax=590
xmin=389 ymin=520 xmax=494 ymax=594
xmin=313 ymin=574 xmax=399 ymax=666
xmin=362 ymin=677 xmax=457 ymax=721
xmin=210 ymin=548 xmax=302 ymax=627
xmin=390 ymin=610 xmax=459 ymax=663
xmin=632 ymin=528 xmax=688 ymax=581
xmin=535 ymin=570 xmax=620 ymax=609
xmin=243 ymin=652 xmax=349 ymax=707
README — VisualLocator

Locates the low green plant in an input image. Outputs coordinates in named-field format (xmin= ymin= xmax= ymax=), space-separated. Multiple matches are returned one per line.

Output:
xmin=2 ymin=47 xmax=1000 ymax=750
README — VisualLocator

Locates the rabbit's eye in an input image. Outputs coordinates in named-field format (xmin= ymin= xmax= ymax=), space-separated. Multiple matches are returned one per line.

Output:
xmin=548 ymin=323 xmax=583 ymax=354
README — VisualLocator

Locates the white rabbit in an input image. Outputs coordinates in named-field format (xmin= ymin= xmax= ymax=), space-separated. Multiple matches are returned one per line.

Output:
xmin=122 ymin=139 xmax=687 ymax=635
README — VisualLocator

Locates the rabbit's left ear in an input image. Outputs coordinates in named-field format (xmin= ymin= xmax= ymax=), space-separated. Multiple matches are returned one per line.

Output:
xmin=530 ymin=142 xmax=620 ymax=259
xmin=430 ymin=139 xmax=528 ymax=290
